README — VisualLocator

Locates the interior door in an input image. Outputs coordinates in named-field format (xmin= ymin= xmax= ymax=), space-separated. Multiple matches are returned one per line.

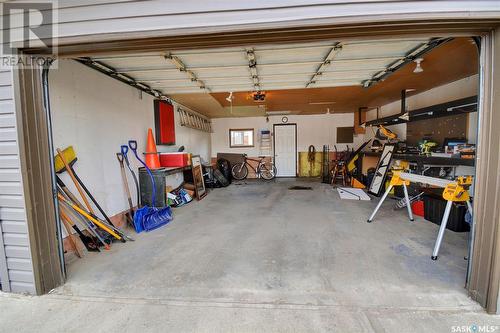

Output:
xmin=274 ymin=124 xmax=297 ymax=177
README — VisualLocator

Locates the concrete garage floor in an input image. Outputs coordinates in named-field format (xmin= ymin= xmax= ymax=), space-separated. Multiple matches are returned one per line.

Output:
xmin=1 ymin=179 xmax=499 ymax=332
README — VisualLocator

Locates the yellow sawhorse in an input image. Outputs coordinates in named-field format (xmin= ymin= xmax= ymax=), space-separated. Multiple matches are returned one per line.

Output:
xmin=367 ymin=161 xmax=473 ymax=260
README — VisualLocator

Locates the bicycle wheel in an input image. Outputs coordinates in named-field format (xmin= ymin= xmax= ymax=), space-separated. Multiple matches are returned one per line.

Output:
xmin=231 ymin=163 xmax=249 ymax=180
xmin=258 ymin=162 xmax=277 ymax=180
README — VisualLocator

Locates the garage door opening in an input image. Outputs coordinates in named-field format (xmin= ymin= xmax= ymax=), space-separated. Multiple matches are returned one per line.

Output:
xmin=42 ymin=35 xmax=481 ymax=310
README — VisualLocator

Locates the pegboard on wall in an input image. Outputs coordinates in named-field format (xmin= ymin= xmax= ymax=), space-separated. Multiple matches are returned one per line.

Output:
xmin=406 ymin=114 xmax=468 ymax=146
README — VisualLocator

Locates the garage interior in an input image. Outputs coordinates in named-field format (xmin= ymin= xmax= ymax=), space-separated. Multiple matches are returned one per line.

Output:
xmin=42 ymin=35 xmax=480 ymax=311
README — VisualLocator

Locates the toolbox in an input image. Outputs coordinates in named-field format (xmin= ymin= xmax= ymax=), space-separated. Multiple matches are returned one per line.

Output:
xmin=423 ymin=193 xmax=469 ymax=232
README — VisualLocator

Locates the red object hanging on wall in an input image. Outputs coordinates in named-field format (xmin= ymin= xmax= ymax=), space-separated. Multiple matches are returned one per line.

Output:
xmin=154 ymin=100 xmax=175 ymax=145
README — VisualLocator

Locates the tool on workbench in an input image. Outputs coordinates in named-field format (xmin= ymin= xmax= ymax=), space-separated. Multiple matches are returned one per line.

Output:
xmin=418 ymin=139 xmax=438 ymax=156
xmin=116 ymin=152 xmax=134 ymax=226
xmin=129 ymin=139 xmax=173 ymax=232
xmin=55 ymin=146 xmax=116 ymax=228
xmin=375 ymin=125 xmax=398 ymax=143
xmin=121 ymin=145 xmax=140 ymax=208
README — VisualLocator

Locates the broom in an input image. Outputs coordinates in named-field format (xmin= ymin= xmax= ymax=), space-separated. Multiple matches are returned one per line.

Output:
xmin=128 ymin=140 xmax=172 ymax=232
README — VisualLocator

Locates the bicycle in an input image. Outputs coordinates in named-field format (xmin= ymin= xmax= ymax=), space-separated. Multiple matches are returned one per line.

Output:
xmin=231 ymin=154 xmax=277 ymax=180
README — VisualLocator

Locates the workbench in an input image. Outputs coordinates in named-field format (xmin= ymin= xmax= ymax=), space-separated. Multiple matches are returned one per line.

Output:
xmin=361 ymin=151 xmax=474 ymax=175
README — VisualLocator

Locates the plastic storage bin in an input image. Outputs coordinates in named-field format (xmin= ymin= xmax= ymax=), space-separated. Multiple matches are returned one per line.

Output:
xmin=423 ymin=194 xmax=469 ymax=232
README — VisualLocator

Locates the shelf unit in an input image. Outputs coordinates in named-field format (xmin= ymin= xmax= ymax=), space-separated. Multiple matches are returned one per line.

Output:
xmin=259 ymin=129 xmax=272 ymax=156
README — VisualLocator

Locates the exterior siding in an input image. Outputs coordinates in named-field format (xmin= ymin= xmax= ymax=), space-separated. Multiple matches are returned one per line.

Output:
xmin=0 ymin=69 xmax=35 ymax=294
xmin=4 ymin=1 xmax=500 ymax=46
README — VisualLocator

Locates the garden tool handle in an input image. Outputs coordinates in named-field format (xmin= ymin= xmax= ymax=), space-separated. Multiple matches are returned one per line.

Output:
xmin=128 ymin=139 xmax=156 ymax=208
xmin=116 ymin=152 xmax=124 ymax=163
xmin=128 ymin=140 xmax=137 ymax=151
xmin=121 ymin=145 xmax=129 ymax=156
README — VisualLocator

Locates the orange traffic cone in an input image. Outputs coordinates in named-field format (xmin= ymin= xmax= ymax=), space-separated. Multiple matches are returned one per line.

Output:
xmin=145 ymin=128 xmax=161 ymax=169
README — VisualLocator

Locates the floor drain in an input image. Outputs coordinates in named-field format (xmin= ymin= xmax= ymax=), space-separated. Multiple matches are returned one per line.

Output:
xmin=288 ymin=186 xmax=313 ymax=190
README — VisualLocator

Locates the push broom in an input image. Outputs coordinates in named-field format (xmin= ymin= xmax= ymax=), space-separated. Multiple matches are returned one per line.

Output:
xmin=55 ymin=146 xmax=117 ymax=228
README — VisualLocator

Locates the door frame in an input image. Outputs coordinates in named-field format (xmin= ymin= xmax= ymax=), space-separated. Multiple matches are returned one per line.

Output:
xmin=13 ymin=23 xmax=500 ymax=313
xmin=273 ymin=123 xmax=297 ymax=177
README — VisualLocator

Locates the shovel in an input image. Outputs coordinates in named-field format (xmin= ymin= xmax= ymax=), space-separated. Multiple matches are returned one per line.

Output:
xmin=55 ymin=146 xmax=116 ymax=228
xmin=116 ymin=152 xmax=134 ymax=226
xmin=59 ymin=208 xmax=85 ymax=258
xmin=128 ymin=140 xmax=173 ymax=232
xmin=121 ymin=145 xmax=140 ymax=208
xmin=57 ymin=194 xmax=100 ymax=252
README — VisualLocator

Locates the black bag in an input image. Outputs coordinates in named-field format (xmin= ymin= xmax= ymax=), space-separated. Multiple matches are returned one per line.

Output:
xmin=217 ymin=158 xmax=232 ymax=183
xmin=213 ymin=169 xmax=230 ymax=187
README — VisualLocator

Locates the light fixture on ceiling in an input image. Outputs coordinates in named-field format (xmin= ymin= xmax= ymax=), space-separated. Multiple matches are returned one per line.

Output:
xmin=413 ymin=58 xmax=424 ymax=73
xmin=398 ymin=113 xmax=410 ymax=121
xmin=266 ymin=111 xmax=291 ymax=116
xmin=309 ymin=101 xmax=336 ymax=105
xmin=226 ymin=92 xmax=234 ymax=115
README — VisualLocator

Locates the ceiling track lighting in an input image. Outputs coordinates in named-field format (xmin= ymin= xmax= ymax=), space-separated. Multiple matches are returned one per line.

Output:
xmin=306 ymin=42 xmax=343 ymax=88
xmin=164 ymin=53 xmax=210 ymax=92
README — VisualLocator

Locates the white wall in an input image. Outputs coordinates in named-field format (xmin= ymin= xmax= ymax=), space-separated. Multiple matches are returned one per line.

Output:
xmin=211 ymin=113 xmax=362 ymax=157
xmin=364 ymin=75 xmax=479 ymax=143
xmin=50 ymin=60 xmax=210 ymax=217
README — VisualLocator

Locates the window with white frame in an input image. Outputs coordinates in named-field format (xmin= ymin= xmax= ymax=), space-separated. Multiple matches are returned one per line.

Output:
xmin=229 ymin=129 xmax=254 ymax=148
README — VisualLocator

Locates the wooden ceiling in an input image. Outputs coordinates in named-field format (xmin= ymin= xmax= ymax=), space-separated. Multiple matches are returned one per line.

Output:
xmin=169 ymin=37 xmax=478 ymax=118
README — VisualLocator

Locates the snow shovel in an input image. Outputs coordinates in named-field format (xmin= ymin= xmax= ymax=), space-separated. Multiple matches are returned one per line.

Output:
xmin=128 ymin=140 xmax=173 ymax=232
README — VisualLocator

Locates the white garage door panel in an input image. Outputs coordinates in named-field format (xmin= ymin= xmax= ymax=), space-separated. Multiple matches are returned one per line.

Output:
xmin=274 ymin=125 xmax=297 ymax=177
xmin=0 ymin=69 xmax=34 ymax=294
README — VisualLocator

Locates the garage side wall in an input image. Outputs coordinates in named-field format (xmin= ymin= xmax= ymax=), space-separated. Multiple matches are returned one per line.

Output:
xmin=363 ymin=75 xmax=479 ymax=143
xmin=50 ymin=60 xmax=211 ymax=218
xmin=0 ymin=69 xmax=36 ymax=294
